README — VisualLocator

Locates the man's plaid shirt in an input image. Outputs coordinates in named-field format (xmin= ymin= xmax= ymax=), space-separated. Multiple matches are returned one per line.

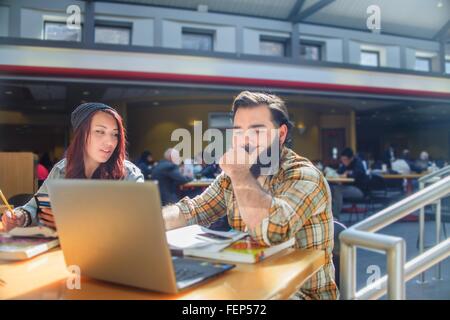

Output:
xmin=176 ymin=146 xmax=339 ymax=300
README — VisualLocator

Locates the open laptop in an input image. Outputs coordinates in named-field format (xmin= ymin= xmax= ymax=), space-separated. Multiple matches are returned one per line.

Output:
xmin=47 ymin=180 xmax=235 ymax=294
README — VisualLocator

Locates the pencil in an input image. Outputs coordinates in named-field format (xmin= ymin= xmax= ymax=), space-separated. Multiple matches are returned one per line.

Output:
xmin=0 ymin=189 xmax=15 ymax=218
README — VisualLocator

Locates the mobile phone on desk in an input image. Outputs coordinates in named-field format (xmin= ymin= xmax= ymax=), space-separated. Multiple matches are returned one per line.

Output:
xmin=195 ymin=233 xmax=233 ymax=243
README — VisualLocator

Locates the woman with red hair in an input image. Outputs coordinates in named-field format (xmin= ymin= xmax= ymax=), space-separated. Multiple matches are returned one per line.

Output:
xmin=2 ymin=103 xmax=144 ymax=231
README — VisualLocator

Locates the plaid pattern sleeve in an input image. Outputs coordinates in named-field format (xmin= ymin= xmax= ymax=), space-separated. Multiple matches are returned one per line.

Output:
xmin=175 ymin=173 xmax=229 ymax=226
xmin=247 ymin=165 xmax=329 ymax=246
xmin=246 ymin=149 xmax=338 ymax=300
xmin=174 ymin=147 xmax=338 ymax=300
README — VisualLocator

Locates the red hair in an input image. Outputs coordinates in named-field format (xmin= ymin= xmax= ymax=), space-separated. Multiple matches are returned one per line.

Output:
xmin=65 ymin=109 xmax=127 ymax=179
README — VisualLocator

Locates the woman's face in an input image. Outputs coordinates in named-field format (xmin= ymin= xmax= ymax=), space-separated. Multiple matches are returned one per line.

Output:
xmin=85 ymin=111 xmax=119 ymax=164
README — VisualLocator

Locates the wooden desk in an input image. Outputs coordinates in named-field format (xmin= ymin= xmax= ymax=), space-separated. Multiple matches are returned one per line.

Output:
xmin=380 ymin=173 xmax=424 ymax=180
xmin=181 ymin=180 xmax=215 ymax=189
xmin=381 ymin=173 xmax=424 ymax=195
xmin=0 ymin=244 xmax=325 ymax=300
xmin=326 ymin=177 xmax=354 ymax=184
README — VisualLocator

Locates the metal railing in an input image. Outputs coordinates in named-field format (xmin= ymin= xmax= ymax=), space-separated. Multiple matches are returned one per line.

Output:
xmin=417 ymin=165 xmax=450 ymax=282
xmin=340 ymin=174 xmax=450 ymax=300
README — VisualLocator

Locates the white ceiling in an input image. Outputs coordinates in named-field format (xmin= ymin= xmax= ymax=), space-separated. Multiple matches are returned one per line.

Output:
xmin=303 ymin=0 xmax=450 ymax=39
xmin=100 ymin=0 xmax=450 ymax=40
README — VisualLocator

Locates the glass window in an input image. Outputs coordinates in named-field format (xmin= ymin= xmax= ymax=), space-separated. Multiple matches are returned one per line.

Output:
xmin=260 ymin=40 xmax=286 ymax=57
xmin=300 ymin=43 xmax=322 ymax=61
xmin=445 ymin=60 xmax=449 ymax=74
xmin=415 ymin=57 xmax=431 ymax=72
xmin=44 ymin=21 xmax=81 ymax=42
xmin=360 ymin=50 xmax=380 ymax=67
xmin=95 ymin=25 xmax=131 ymax=45
xmin=182 ymin=31 xmax=213 ymax=51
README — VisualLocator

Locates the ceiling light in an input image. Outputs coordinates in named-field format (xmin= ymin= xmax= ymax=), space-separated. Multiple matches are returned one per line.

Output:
xmin=4 ymin=91 xmax=12 ymax=95
xmin=437 ymin=1 xmax=443 ymax=8
xmin=83 ymin=91 xmax=90 ymax=96
xmin=153 ymin=101 xmax=159 ymax=106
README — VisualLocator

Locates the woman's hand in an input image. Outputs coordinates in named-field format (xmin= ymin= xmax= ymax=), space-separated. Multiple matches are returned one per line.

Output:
xmin=1 ymin=209 xmax=26 ymax=232
xmin=38 ymin=208 xmax=57 ymax=230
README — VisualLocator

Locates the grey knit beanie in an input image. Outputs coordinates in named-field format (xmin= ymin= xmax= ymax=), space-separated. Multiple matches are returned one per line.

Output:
xmin=71 ymin=102 xmax=115 ymax=130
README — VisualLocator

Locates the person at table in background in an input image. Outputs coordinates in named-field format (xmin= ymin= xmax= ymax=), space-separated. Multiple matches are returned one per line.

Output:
xmin=383 ymin=144 xmax=396 ymax=170
xmin=414 ymin=151 xmax=432 ymax=173
xmin=391 ymin=151 xmax=411 ymax=175
xmin=357 ymin=151 xmax=369 ymax=174
xmin=1 ymin=102 xmax=144 ymax=232
xmin=136 ymin=150 xmax=155 ymax=180
xmin=198 ymin=151 xmax=222 ymax=179
xmin=331 ymin=148 xmax=369 ymax=218
xmin=162 ymin=91 xmax=338 ymax=300
xmin=151 ymin=148 xmax=193 ymax=206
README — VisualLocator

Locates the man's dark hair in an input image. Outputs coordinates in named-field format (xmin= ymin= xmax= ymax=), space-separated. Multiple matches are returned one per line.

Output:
xmin=341 ymin=147 xmax=354 ymax=158
xmin=231 ymin=91 xmax=293 ymax=147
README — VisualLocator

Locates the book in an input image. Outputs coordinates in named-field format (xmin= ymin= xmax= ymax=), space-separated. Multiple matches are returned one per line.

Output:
xmin=8 ymin=225 xmax=58 ymax=238
xmin=35 ymin=193 xmax=51 ymax=209
xmin=166 ymin=224 xmax=247 ymax=251
xmin=0 ymin=234 xmax=59 ymax=260
xmin=184 ymin=236 xmax=295 ymax=264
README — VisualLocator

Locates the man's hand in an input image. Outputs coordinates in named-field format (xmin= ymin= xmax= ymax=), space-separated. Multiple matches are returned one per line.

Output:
xmin=219 ymin=145 xmax=258 ymax=180
xmin=340 ymin=171 xmax=350 ymax=178
xmin=162 ymin=205 xmax=187 ymax=230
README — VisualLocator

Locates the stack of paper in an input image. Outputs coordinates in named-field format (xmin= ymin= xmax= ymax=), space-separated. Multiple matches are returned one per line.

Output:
xmin=166 ymin=225 xmax=247 ymax=253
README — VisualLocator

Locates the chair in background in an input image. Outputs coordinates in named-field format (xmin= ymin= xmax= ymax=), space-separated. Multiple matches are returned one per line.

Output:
xmin=367 ymin=174 xmax=390 ymax=211
xmin=333 ymin=220 xmax=347 ymax=291
xmin=8 ymin=193 xmax=34 ymax=208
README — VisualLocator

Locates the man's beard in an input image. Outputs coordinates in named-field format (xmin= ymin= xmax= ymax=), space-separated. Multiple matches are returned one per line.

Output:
xmin=245 ymin=139 xmax=281 ymax=178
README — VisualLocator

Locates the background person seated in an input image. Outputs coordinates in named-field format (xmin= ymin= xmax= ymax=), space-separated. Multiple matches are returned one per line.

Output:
xmin=151 ymin=148 xmax=192 ymax=206
xmin=136 ymin=150 xmax=155 ymax=180
xmin=331 ymin=147 xmax=369 ymax=218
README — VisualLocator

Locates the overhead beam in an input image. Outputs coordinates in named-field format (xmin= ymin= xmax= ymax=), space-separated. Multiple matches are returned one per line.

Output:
xmin=83 ymin=0 xmax=95 ymax=44
xmin=291 ymin=0 xmax=335 ymax=23
xmin=433 ymin=19 xmax=450 ymax=41
xmin=288 ymin=0 xmax=306 ymax=21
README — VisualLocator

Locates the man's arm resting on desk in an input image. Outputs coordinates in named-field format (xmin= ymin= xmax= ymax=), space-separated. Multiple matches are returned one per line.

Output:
xmin=162 ymin=205 xmax=187 ymax=230
xmin=162 ymin=173 xmax=229 ymax=230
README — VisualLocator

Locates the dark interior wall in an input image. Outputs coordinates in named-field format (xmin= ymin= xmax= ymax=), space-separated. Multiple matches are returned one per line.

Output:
xmin=357 ymin=121 xmax=450 ymax=161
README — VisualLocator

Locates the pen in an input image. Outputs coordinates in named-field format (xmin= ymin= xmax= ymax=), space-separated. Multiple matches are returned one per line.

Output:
xmin=0 ymin=189 xmax=15 ymax=219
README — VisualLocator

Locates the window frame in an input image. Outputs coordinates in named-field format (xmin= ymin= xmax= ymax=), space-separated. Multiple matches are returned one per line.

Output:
xmin=43 ymin=20 xmax=83 ymax=42
xmin=94 ymin=19 xmax=133 ymax=46
xmin=414 ymin=56 xmax=432 ymax=72
xmin=360 ymin=49 xmax=381 ymax=67
xmin=299 ymin=40 xmax=324 ymax=61
xmin=259 ymin=35 xmax=290 ymax=57
xmin=181 ymin=27 xmax=215 ymax=52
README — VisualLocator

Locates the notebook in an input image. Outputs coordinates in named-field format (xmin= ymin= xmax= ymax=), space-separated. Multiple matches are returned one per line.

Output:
xmin=166 ymin=224 xmax=247 ymax=251
xmin=184 ymin=236 xmax=295 ymax=263
xmin=8 ymin=225 xmax=58 ymax=238
xmin=0 ymin=234 xmax=59 ymax=260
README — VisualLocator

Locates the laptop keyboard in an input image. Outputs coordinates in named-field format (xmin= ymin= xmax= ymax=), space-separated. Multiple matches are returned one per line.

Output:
xmin=172 ymin=257 xmax=235 ymax=289
xmin=174 ymin=265 xmax=203 ymax=281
